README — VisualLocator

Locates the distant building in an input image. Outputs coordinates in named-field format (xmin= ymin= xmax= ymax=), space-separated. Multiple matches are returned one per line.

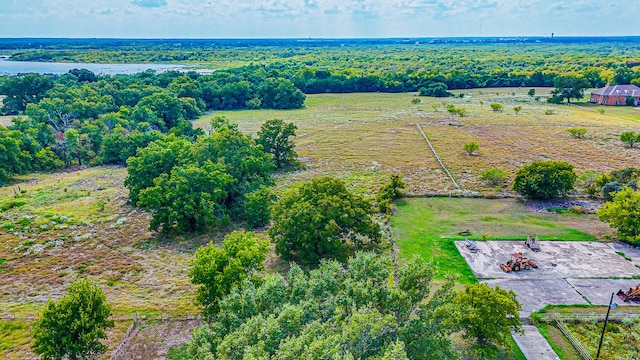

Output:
xmin=590 ymin=85 xmax=640 ymax=106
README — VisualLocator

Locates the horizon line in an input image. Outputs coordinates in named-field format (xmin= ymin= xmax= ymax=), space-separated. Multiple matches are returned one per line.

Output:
xmin=2 ymin=35 xmax=640 ymax=40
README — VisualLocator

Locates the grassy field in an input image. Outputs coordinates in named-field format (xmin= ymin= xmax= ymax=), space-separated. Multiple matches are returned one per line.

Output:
xmin=391 ymin=197 xmax=603 ymax=284
xmin=3 ymin=89 xmax=638 ymax=357
xmin=0 ymin=166 xmax=239 ymax=358
xmin=197 ymin=88 xmax=640 ymax=195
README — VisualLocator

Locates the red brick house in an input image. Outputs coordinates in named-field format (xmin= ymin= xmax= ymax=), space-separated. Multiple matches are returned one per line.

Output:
xmin=590 ymin=85 xmax=640 ymax=106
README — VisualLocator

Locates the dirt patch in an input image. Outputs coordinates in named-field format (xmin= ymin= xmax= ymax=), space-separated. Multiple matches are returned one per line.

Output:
xmin=523 ymin=199 xmax=603 ymax=212
xmin=111 ymin=319 xmax=200 ymax=360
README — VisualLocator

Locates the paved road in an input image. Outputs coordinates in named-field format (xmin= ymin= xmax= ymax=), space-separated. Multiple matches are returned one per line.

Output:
xmin=512 ymin=324 xmax=560 ymax=360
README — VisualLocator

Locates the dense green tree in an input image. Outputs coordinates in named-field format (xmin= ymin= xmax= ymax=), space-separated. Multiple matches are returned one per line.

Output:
xmin=453 ymin=284 xmax=522 ymax=359
xmin=134 ymin=92 xmax=185 ymax=131
xmin=189 ymin=231 xmax=269 ymax=318
xmin=0 ymin=73 xmax=53 ymax=114
xmin=550 ymin=75 xmax=589 ymax=104
xmin=0 ymin=127 xmax=31 ymax=181
xmin=613 ymin=67 xmax=635 ymax=85
xmin=270 ymin=177 xmax=381 ymax=265
xmin=194 ymin=120 xmax=274 ymax=213
xmin=100 ymin=129 xmax=165 ymax=165
xmin=597 ymin=188 xmax=640 ymax=244
xmin=31 ymin=279 xmax=114 ymax=360
xmin=257 ymin=78 xmax=306 ymax=109
xmin=256 ymin=119 xmax=299 ymax=169
xmin=124 ymin=137 xmax=194 ymax=204
xmin=138 ymin=161 xmax=234 ymax=233
xmin=243 ymin=186 xmax=276 ymax=228
xmin=189 ymin=253 xmax=459 ymax=359
xmin=418 ymin=82 xmax=451 ymax=97
xmin=513 ymin=160 xmax=577 ymax=199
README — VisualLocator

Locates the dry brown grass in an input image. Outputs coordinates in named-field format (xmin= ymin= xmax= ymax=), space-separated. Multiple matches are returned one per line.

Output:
xmin=198 ymin=88 xmax=640 ymax=195
xmin=0 ymin=167 xmax=240 ymax=358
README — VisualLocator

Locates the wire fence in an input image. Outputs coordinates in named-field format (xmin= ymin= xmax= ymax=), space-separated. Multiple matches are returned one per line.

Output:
xmin=415 ymin=123 xmax=461 ymax=191
xmin=554 ymin=318 xmax=593 ymax=360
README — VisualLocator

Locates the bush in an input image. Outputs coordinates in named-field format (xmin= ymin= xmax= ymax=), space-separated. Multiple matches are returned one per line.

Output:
xmin=480 ymin=168 xmax=508 ymax=186
xmin=602 ymin=181 xmax=623 ymax=201
xmin=446 ymin=104 xmax=467 ymax=117
xmin=513 ymin=160 xmax=577 ymax=199
xmin=621 ymin=131 xmax=640 ymax=148
xmin=513 ymin=106 xmax=522 ymax=114
xmin=567 ymin=128 xmax=587 ymax=139
xmin=490 ymin=103 xmax=503 ymax=112
xmin=463 ymin=141 xmax=480 ymax=155
xmin=377 ymin=174 xmax=407 ymax=213
xmin=411 ymin=98 xmax=421 ymax=104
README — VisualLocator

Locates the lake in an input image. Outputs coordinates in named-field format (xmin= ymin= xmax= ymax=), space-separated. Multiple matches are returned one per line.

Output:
xmin=0 ymin=60 xmax=185 ymax=75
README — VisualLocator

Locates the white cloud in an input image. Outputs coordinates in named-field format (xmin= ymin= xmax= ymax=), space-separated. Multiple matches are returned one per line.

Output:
xmin=0 ymin=0 xmax=635 ymax=38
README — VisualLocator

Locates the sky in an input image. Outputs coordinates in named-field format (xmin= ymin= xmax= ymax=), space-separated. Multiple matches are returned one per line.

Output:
xmin=0 ymin=0 xmax=638 ymax=38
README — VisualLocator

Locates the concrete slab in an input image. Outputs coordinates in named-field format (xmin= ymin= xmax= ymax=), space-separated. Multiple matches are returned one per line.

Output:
xmin=607 ymin=242 xmax=640 ymax=269
xmin=512 ymin=325 xmax=560 ymax=360
xmin=567 ymin=278 xmax=640 ymax=306
xmin=481 ymin=279 xmax=588 ymax=316
xmin=456 ymin=241 xmax=640 ymax=279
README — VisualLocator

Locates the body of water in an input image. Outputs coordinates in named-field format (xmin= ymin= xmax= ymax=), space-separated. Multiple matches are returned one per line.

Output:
xmin=0 ymin=60 xmax=185 ymax=75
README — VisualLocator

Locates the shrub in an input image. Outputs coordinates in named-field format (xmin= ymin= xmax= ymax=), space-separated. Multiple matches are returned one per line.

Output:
xmin=490 ymin=103 xmax=504 ymax=112
xmin=411 ymin=98 xmax=421 ymax=104
xmin=602 ymin=181 xmax=623 ymax=201
xmin=513 ymin=106 xmax=522 ymax=114
xmin=567 ymin=128 xmax=587 ymax=139
xmin=463 ymin=141 xmax=480 ymax=155
xmin=620 ymin=131 xmax=639 ymax=148
xmin=480 ymin=168 xmax=508 ymax=186
xmin=513 ymin=160 xmax=577 ymax=199
xmin=544 ymin=109 xmax=554 ymax=115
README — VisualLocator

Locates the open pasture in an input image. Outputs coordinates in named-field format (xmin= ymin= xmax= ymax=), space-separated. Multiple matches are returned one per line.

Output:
xmin=0 ymin=167 xmax=209 ymax=358
xmin=199 ymin=88 xmax=640 ymax=195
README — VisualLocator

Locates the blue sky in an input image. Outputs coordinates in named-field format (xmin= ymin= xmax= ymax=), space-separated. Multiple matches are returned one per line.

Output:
xmin=0 ymin=0 xmax=637 ymax=38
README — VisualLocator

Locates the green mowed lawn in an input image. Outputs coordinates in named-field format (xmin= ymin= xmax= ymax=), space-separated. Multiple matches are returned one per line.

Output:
xmin=391 ymin=198 xmax=598 ymax=284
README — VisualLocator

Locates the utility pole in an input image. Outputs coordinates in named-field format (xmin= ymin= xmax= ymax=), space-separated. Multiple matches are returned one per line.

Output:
xmin=596 ymin=292 xmax=616 ymax=359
